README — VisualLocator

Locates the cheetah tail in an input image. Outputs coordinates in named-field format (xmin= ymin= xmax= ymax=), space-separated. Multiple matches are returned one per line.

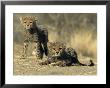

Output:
xmin=88 ymin=60 xmax=95 ymax=66
xmin=78 ymin=59 xmax=95 ymax=66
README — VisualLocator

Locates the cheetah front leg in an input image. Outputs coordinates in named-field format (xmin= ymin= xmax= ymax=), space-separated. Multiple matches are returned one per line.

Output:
xmin=42 ymin=42 xmax=48 ymax=56
xmin=34 ymin=42 xmax=43 ymax=59
xmin=20 ymin=42 xmax=28 ymax=59
xmin=51 ymin=60 xmax=66 ymax=67
xmin=39 ymin=60 xmax=51 ymax=65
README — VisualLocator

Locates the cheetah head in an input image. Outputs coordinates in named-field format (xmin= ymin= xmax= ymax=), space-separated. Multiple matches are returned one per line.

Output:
xmin=19 ymin=16 xmax=38 ymax=30
xmin=48 ymin=42 xmax=66 ymax=57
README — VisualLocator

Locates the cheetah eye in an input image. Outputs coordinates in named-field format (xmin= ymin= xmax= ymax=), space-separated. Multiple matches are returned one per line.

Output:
xmin=53 ymin=48 xmax=55 ymax=50
xmin=24 ymin=21 xmax=26 ymax=23
xmin=30 ymin=21 xmax=33 ymax=23
xmin=59 ymin=48 xmax=62 ymax=50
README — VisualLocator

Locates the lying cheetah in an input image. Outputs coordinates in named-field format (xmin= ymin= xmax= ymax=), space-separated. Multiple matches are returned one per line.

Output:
xmin=19 ymin=16 xmax=48 ymax=59
xmin=39 ymin=42 xmax=94 ymax=67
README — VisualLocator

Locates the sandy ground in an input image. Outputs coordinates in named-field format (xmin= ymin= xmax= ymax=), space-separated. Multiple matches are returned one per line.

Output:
xmin=13 ymin=44 xmax=97 ymax=75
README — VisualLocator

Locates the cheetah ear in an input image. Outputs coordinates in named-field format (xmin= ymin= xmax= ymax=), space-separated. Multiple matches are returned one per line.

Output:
xmin=34 ymin=16 xmax=38 ymax=21
xmin=19 ymin=17 xmax=23 ymax=23
xmin=48 ymin=42 xmax=53 ymax=47
xmin=63 ymin=43 xmax=66 ymax=48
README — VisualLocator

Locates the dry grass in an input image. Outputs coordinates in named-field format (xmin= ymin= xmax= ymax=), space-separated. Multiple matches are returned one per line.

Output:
xmin=48 ymin=31 xmax=59 ymax=42
xmin=69 ymin=30 xmax=97 ymax=59
xmin=14 ymin=56 xmax=97 ymax=75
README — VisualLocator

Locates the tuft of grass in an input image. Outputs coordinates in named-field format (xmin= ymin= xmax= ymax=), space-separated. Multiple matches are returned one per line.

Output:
xmin=69 ymin=30 xmax=97 ymax=58
xmin=48 ymin=31 xmax=60 ymax=42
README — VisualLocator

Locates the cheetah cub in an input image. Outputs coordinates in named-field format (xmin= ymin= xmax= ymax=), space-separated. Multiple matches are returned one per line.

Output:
xmin=39 ymin=42 xmax=94 ymax=67
xmin=19 ymin=16 xmax=48 ymax=59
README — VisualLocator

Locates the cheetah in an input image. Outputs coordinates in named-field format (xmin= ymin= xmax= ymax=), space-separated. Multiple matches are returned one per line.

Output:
xmin=19 ymin=16 xmax=48 ymax=59
xmin=39 ymin=42 xmax=94 ymax=67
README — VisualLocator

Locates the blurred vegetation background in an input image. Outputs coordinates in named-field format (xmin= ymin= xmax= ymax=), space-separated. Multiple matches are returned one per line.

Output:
xmin=13 ymin=13 xmax=97 ymax=59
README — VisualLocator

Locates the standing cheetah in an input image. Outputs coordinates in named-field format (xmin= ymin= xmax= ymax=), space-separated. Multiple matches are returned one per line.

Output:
xmin=19 ymin=16 xmax=48 ymax=59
